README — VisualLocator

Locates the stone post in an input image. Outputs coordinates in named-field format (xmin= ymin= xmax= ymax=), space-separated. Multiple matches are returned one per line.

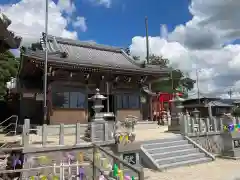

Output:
xmin=221 ymin=113 xmax=240 ymax=158
xmin=168 ymin=94 xmax=185 ymax=131
xmin=192 ymin=108 xmax=200 ymax=133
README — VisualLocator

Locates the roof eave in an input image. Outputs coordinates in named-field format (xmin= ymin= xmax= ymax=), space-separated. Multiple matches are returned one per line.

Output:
xmin=22 ymin=51 xmax=169 ymax=76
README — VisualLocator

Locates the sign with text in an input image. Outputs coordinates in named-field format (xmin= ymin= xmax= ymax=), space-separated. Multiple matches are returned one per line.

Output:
xmin=233 ymin=139 xmax=240 ymax=148
xmin=122 ymin=153 xmax=136 ymax=165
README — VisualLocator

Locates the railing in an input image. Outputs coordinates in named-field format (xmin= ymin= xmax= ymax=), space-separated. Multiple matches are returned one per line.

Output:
xmin=180 ymin=114 xmax=223 ymax=136
xmin=0 ymin=143 xmax=144 ymax=180
xmin=0 ymin=115 xmax=18 ymax=136
xmin=20 ymin=121 xmax=114 ymax=147
xmin=0 ymin=115 xmax=19 ymax=150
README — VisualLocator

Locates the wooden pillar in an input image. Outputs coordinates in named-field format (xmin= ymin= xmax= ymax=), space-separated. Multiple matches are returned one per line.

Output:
xmin=149 ymin=83 xmax=153 ymax=121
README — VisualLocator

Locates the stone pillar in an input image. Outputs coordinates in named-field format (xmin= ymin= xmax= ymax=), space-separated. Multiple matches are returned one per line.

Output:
xmin=192 ymin=108 xmax=200 ymax=132
xmin=168 ymin=94 xmax=185 ymax=132
xmin=221 ymin=114 xmax=240 ymax=158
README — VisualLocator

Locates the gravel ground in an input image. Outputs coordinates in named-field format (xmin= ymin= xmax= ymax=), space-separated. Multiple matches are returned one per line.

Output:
xmin=144 ymin=159 xmax=240 ymax=180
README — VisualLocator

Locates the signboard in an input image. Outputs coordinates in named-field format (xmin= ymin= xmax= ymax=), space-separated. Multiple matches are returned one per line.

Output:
xmin=122 ymin=153 xmax=136 ymax=165
xmin=233 ymin=139 xmax=240 ymax=148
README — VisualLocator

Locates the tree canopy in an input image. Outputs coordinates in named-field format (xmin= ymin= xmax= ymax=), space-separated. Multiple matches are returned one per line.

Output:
xmin=0 ymin=51 xmax=19 ymax=100
xmin=126 ymin=50 xmax=195 ymax=96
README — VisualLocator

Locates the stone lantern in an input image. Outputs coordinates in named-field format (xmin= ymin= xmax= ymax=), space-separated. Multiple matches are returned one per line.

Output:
xmin=168 ymin=93 xmax=185 ymax=131
xmin=88 ymin=88 xmax=107 ymax=122
xmin=84 ymin=89 xmax=108 ymax=141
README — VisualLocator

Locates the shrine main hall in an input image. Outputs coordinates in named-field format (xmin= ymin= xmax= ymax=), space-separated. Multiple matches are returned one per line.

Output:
xmin=17 ymin=34 xmax=170 ymax=125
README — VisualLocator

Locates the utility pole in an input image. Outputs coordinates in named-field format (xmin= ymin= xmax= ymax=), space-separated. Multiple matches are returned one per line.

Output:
xmin=196 ymin=68 xmax=200 ymax=104
xmin=145 ymin=16 xmax=149 ymax=64
xmin=228 ymin=89 xmax=233 ymax=99
xmin=43 ymin=0 xmax=49 ymax=124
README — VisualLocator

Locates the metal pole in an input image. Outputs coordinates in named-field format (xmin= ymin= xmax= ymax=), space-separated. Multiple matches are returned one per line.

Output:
xmin=145 ymin=16 xmax=149 ymax=64
xmin=43 ymin=0 xmax=49 ymax=124
xmin=106 ymin=82 xmax=110 ymax=112
xmin=196 ymin=68 xmax=200 ymax=104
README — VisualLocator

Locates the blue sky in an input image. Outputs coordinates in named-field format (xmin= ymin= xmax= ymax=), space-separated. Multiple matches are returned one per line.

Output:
xmin=1 ymin=0 xmax=191 ymax=47
xmin=3 ymin=0 xmax=240 ymax=98
xmin=69 ymin=0 xmax=191 ymax=46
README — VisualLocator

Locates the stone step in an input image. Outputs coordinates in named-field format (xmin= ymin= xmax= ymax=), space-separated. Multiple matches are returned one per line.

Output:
xmin=152 ymin=148 xmax=199 ymax=159
xmin=158 ymin=157 xmax=212 ymax=170
xmin=142 ymin=140 xmax=188 ymax=149
xmin=141 ymin=136 xmax=183 ymax=145
xmin=156 ymin=153 xmax=206 ymax=165
xmin=147 ymin=144 xmax=193 ymax=154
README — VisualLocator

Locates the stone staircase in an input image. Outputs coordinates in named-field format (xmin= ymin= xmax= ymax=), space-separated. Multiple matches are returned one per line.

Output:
xmin=141 ymin=135 xmax=213 ymax=171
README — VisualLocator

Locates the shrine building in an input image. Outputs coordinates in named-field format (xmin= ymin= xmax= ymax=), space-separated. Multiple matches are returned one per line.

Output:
xmin=17 ymin=34 xmax=170 ymax=125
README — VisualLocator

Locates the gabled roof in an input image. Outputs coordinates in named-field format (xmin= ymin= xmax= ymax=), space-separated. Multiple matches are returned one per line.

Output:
xmin=0 ymin=13 xmax=22 ymax=49
xmin=22 ymin=34 xmax=170 ymax=75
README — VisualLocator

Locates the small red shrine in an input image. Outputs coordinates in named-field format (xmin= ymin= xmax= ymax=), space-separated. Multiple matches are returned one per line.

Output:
xmin=152 ymin=92 xmax=183 ymax=113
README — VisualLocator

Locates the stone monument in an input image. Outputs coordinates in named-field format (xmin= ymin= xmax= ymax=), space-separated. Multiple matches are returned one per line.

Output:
xmin=221 ymin=113 xmax=240 ymax=159
xmin=84 ymin=89 xmax=109 ymax=142
xmin=168 ymin=94 xmax=184 ymax=131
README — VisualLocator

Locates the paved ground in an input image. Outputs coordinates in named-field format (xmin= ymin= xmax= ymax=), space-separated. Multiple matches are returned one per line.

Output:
xmin=144 ymin=159 xmax=240 ymax=180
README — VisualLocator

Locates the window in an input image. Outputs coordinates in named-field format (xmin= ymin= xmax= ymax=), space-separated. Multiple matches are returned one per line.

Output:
xmin=122 ymin=95 xmax=129 ymax=108
xmin=116 ymin=94 xmax=140 ymax=109
xmin=70 ymin=92 xmax=86 ymax=108
xmin=52 ymin=92 xmax=69 ymax=108
xmin=129 ymin=95 xmax=140 ymax=108
xmin=52 ymin=91 xmax=86 ymax=109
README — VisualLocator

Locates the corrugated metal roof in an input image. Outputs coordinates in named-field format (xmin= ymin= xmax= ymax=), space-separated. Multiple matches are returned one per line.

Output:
xmin=22 ymin=34 xmax=170 ymax=74
xmin=206 ymin=101 xmax=233 ymax=107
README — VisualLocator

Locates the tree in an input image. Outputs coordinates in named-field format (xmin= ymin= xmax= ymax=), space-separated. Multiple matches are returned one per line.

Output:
xmin=133 ymin=54 xmax=195 ymax=95
xmin=0 ymin=51 xmax=19 ymax=100
xmin=232 ymin=106 xmax=240 ymax=117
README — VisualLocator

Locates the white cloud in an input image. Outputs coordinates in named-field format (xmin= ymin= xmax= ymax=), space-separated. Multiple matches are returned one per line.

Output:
xmin=73 ymin=16 xmax=87 ymax=32
xmin=88 ymin=0 xmax=111 ymax=8
xmin=130 ymin=0 xmax=240 ymax=99
xmin=0 ymin=0 xmax=85 ymax=46
xmin=57 ymin=0 xmax=76 ymax=15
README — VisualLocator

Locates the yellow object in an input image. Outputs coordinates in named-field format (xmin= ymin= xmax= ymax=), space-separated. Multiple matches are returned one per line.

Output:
xmin=119 ymin=135 xmax=123 ymax=142
xmin=118 ymin=170 xmax=123 ymax=180
xmin=38 ymin=156 xmax=50 ymax=164
xmin=40 ymin=175 xmax=47 ymax=180
xmin=52 ymin=175 xmax=59 ymax=180
xmin=29 ymin=176 xmax=35 ymax=180
xmin=78 ymin=152 xmax=84 ymax=162
xmin=102 ymin=158 xmax=109 ymax=169
xmin=125 ymin=135 xmax=129 ymax=142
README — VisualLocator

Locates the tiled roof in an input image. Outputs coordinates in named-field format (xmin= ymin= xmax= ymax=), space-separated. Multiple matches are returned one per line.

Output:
xmin=22 ymin=34 xmax=170 ymax=75
xmin=0 ymin=13 xmax=22 ymax=49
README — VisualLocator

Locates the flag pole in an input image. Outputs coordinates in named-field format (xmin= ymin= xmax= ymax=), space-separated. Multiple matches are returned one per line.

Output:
xmin=43 ymin=0 xmax=49 ymax=124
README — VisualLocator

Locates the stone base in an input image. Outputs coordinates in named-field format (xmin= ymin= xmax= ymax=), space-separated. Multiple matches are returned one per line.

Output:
xmin=222 ymin=149 xmax=240 ymax=158
xmin=168 ymin=124 xmax=180 ymax=131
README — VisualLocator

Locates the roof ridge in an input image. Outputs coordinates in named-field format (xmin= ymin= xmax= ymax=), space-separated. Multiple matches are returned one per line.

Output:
xmin=45 ymin=33 xmax=122 ymax=53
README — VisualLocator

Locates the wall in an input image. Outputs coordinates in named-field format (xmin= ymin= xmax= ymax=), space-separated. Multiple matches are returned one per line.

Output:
xmin=50 ymin=109 xmax=87 ymax=124
xmin=188 ymin=133 xmax=223 ymax=155
xmin=116 ymin=109 xmax=142 ymax=122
